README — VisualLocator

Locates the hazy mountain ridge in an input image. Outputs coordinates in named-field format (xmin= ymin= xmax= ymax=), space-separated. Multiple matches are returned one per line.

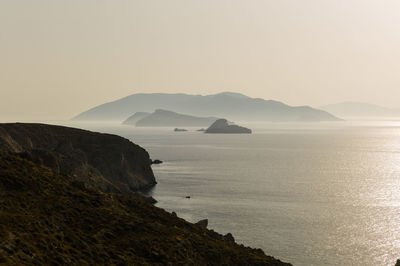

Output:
xmin=73 ymin=92 xmax=340 ymax=122
xmin=124 ymin=109 xmax=219 ymax=127
xmin=122 ymin=112 xmax=151 ymax=125
xmin=320 ymin=102 xmax=400 ymax=117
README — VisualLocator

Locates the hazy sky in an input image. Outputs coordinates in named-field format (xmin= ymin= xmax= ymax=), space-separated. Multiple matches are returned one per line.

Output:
xmin=1 ymin=0 xmax=400 ymax=120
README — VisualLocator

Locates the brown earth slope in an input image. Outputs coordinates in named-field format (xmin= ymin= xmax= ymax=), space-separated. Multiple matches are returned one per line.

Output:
xmin=0 ymin=152 xmax=290 ymax=265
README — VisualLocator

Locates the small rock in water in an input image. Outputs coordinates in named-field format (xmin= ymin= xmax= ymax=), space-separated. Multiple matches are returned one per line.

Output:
xmin=185 ymin=196 xmax=191 ymax=199
xmin=174 ymin=128 xmax=188 ymax=132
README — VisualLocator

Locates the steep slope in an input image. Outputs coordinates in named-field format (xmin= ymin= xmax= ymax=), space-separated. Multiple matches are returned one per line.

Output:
xmin=133 ymin=109 xmax=218 ymax=127
xmin=73 ymin=92 xmax=340 ymax=122
xmin=0 ymin=123 xmax=156 ymax=194
xmin=0 ymin=152 xmax=290 ymax=265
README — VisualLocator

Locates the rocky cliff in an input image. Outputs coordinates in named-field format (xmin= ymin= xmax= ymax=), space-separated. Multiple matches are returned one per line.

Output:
xmin=0 ymin=149 xmax=290 ymax=265
xmin=0 ymin=123 xmax=156 ymax=195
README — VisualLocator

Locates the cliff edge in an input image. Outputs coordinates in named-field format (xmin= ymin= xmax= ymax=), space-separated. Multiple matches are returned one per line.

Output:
xmin=0 ymin=123 xmax=156 ymax=194
xmin=0 ymin=148 xmax=290 ymax=265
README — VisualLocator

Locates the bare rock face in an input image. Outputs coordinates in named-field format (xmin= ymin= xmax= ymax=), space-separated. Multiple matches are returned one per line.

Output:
xmin=224 ymin=233 xmax=235 ymax=242
xmin=205 ymin=119 xmax=252 ymax=134
xmin=195 ymin=219 xmax=208 ymax=229
xmin=0 ymin=123 xmax=156 ymax=194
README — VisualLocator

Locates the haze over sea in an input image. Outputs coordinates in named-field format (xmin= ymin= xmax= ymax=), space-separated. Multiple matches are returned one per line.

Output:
xmin=64 ymin=120 xmax=400 ymax=266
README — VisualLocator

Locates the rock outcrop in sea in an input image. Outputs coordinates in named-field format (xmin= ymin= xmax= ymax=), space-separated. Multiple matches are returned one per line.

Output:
xmin=174 ymin=128 xmax=188 ymax=132
xmin=205 ymin=119 xmax=252 ymax=134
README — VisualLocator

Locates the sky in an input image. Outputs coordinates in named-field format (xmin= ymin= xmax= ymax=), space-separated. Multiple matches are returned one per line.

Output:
xmin=1 ymin=0 xmax=400 ymax=120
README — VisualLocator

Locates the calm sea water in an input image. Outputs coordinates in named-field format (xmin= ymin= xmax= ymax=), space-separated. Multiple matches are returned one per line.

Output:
xmin=66 ymin=121 xmax=400 ymax=266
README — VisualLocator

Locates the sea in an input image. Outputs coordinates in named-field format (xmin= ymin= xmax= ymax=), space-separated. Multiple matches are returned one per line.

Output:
xmin=62 ymin=120 xmax=400 ymax=265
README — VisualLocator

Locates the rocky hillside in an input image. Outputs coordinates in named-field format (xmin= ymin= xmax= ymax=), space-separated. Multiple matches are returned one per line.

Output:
xmin=0 ymin=123 xmax=156 ymax=195
xmin=0 ymin=152 xmax=290 ymax=265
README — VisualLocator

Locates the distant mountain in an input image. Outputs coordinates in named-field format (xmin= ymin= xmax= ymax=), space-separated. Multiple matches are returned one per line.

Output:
xmin=125 ymin=109 xmax=219 ymax=127
xmin=122 ymin=112 xmax=151 ymax=125
xmin=320 ymin=102 xmax=400 ymax=117
xmin=73 ymin=92 xmax=340 ymax=122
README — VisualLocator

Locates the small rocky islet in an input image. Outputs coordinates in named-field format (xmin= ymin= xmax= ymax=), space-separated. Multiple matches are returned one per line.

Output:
xmin=205 ymin=119 xmax=252 ymax=134
xmin=120 ymin=108 xmax=252 ymax=134
xmin=174 ymin=128 xmax=188 ymax=132
xmin=0 ymin=123 xmax=288 ymax=265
